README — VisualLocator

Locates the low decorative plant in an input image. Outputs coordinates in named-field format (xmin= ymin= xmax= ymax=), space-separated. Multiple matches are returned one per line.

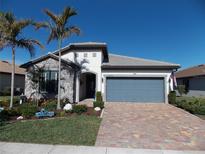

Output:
xmin=0 ymin=110 xmax=10 ymax=124
xmin=93 ymin=91 xmax=104 ymax=109
xmin=41 ymin=99 xmax=57 ymax=111
xmin=19 ymin=103 xmax=38 ymax=118
xmin=177 ymin=85 xmax=186 ymax=96
xmin=72 ymin=105 xmax=87 ymax=114
xmin=7 ymin=108 xmax=21 ymax=117
xmin=168 ymin=91 xmax=176 ymax=104
xmin=59 ymin=111 xmax=66 ymax=117
xmin=93 ymin=101 xmax=104 ymax=109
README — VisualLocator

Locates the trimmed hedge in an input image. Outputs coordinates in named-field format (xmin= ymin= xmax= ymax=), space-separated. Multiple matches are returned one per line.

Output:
xmin=173 ymin=98 xmax=205 ymax=115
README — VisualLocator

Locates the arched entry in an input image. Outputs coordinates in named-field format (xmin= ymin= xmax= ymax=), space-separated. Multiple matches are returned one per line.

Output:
xmin=79 ymin=72 xmax=96 ymax=101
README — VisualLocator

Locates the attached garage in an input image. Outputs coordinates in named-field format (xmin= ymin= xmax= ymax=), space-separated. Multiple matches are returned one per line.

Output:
xmin=106 ymin=77 xmax=165 ymax=103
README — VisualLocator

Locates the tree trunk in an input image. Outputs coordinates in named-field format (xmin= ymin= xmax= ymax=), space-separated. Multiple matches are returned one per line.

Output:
xmin=10 ymin=47 xmax=15 ymax=108
xmin=57 ymin=39 xmax=62 ymax=110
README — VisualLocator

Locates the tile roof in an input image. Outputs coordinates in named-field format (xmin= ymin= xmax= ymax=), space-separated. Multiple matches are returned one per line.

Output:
xmin=176 ymin=64 xmax=205 ymax=78
xmin=102 ymin=54 xmax=180 ymax=69
xmin=0 ymin=60 xmax=25 ymax=75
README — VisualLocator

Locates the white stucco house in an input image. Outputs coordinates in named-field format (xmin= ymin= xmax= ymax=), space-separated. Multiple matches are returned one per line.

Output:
xmin=21 ymin=42 xmax=180 ymax=104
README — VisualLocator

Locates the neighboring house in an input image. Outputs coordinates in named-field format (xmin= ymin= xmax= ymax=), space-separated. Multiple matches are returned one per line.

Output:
xmin=0 ymin=60 xmax=25 ymax=95
xmin=176 ymin=64 xmax=205 ymax=97
xmin=21 ymin=42 xmax=180 ymax=103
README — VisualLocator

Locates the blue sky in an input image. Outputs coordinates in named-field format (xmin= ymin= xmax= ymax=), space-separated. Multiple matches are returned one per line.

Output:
xmin=0 ymin=0 xmax=205 ymax=69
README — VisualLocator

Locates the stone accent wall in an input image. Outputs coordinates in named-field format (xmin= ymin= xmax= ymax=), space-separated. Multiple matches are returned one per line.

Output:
xmin=25 ymin=58 xmax=75 ymax=103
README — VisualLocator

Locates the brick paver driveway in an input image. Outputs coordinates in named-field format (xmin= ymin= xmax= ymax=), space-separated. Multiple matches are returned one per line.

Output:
xmin=95 ymin=103 xmax=205 ymax=150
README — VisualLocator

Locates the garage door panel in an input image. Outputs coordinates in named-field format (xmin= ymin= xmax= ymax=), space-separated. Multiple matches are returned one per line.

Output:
xmin=106 ymin=77 xmax=165 ymax=103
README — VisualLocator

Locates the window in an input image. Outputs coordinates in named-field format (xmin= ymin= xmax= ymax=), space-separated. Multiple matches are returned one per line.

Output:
xmin=39 ymin=71 xmax=58 ymax=93
xmin=92 ymin=53 xmax=96 ymax=57
xmin=84 ymin=53 xmax=88 ymax=58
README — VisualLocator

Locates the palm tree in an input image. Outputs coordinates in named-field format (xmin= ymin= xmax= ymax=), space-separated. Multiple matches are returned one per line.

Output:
xmin=0 ymin=12 xmax=43 ymax=108
xmin=35 ymin=7 xmax=80 ymax=109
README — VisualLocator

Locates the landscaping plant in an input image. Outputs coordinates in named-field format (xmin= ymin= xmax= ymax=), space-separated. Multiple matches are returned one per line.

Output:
xmin=177 ymin=85 xmax=186 ymax=96
xmin=93 ymin=91 xmax=104 ymax=109
xmin=175 ymin=97 xmax=205 ymax=115
xmin=0 ymin=110 xmax=10 ymax=125
xmin=19 ymin=103 xmax=38 ymax=118
xmin=168 ymin=91 xmax=176 ymax=104
xmin=42 ymin=99 xmax=57 ymax=111
xmin=72 ymin=105 xmax=87 ymax=114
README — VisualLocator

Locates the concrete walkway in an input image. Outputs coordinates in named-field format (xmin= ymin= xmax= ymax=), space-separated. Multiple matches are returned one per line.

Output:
xmin=0 ymin=142 xmax=205 ymax=154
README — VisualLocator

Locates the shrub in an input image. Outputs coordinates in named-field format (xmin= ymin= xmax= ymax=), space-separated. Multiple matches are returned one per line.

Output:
xmin=19 ymin=103 xmax=38 ymax=118
xmin=96 ymin=91 xmax=103 ymax=102
xmin=94 ymin=91 xmax=104 ymax=109
xmin=0 ymin=97 xmax=20 ymax=107
xmin=177 ymin=85 xmax=186 ymax=96
xmin=1 ymin=87 xmax=10 ymax=96
xmin=7 ymin=108 xmax=21 ymax=117
xmin=175 ymin=98 xmax=205 ymax=115
xmin=0 ymin=110 xmax=10 ymax=122
xmin=72 ymin=105 xmax=87 ymax=114
xmin=93 ymin=101 xmax=104 ymax=109
xmin=59 ymin=111 xmax=66 ymax=117
xmin=0 ymin=100 xmax=9 ymax=107
xmin=42 ymin=99 xmax=57 ymax=111
xmin=168 ymin=91 xmax=176 ymax=104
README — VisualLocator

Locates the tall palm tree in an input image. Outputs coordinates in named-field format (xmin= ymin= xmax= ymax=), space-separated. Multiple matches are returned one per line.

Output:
xmin=0 ymin=12 xmax=43 ymax=108
xmin=35 ymin=7 xmax=80 ymax=109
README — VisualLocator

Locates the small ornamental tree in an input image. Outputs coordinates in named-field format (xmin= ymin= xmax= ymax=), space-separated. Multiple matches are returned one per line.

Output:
xmin=177 ymin=85 xmax=186 ymax=96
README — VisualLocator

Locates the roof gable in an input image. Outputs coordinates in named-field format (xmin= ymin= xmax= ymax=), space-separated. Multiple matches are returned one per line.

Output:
xmin=53 ymin=42 xmax=108 ymax=61
xmin=21 ymin=53 xmax=79 ymax=69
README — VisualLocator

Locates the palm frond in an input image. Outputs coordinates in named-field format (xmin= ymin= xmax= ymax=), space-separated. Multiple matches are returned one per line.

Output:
xmin=44 ymin=9 xmax=59 ymax=25
xmin=60 ymin=7 xmax=77 ymax=27
xmin=14 ymin=19 xmax=32 ymax=30
xmin=1 ymin=12 xmax=15 ymax=25
xmin=63 ymin=26 xmax=80 ymax=38
xmin=32 ymin=21 xmax=49 ymax=30
xmin=43 ymin=6 xmax=80 ymax=43
xmin=47 ymin=29 xmax=58 ymax=44
xmin=16 ymin=38 xmax=44 ymax=57
xmin=11 ymin=19 xmax=32 ymax=37
xmin=0 ymin=39 xmax=7 ymax=50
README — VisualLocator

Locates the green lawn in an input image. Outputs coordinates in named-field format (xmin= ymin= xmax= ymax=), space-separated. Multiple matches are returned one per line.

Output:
xmin=0 ymin=116 xmax=101 ymax=145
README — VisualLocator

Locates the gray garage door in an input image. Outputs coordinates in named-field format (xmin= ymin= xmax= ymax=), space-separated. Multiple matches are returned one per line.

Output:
xmin=106 ymin=77 xmax=165 ymax=103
